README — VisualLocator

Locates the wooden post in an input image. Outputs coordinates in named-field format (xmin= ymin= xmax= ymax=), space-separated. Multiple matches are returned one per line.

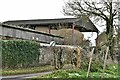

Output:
xmin=48 ymin=25 xmax=51 ymax=34
xmin=103 ymin=47 xmax=109 ymax=73
xmin=58 ymin=23 xmax=61 ymax=36
xmin=87 ymin=48 xmax=95 ymax=77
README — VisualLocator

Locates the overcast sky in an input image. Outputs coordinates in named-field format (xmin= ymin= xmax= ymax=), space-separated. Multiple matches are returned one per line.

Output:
xmin=0 ymin=0 xmax=72 ymax=22
xmin=0 ymin=0 xmax=104 ymax=45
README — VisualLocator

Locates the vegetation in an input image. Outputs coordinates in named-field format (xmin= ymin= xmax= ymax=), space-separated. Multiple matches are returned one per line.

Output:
xmin=63 ymin=0 xmax=119 ymax=59
xmin=1 ymin=40 xmax=40 ymax=69
xmin=2 ymin=65 xmax=54 ymax=76
xmin=29 ymin=64 xmax=119 ymax=79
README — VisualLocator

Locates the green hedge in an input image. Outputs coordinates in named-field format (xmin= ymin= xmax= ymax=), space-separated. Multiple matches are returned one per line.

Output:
xmin=1 ymin=40 xmax=40 ymax=69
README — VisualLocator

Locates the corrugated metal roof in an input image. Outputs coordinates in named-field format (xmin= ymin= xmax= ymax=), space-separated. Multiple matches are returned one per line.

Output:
xmin=3 ymin=17 xmax=99 ymax=32
xmin=3 ymin=18 xmax=80 ymax=25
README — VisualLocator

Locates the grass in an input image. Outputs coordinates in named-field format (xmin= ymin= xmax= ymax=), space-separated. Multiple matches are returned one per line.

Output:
xmin=27 ymin=64 xmax=120 ymax=79
xmin=2 ymin=65 xmax=54 ymax=76
xmin=32 ymin=70 xmax=119 ymax=78
xmin=2 ymin=65 xmax=74 ymax=76
xmin=2 ymin=63 xmax=120 ymax=79
xmin=2 ymin=64 xmax=74 ymax=76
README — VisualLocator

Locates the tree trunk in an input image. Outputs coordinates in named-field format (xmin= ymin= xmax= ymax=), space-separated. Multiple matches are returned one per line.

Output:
xmin=106 ymin=2 xmax=115 ymax=60
xmin=106 ymin=19 xmax=114 ymax=60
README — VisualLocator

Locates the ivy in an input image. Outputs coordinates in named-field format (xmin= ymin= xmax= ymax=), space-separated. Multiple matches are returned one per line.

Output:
xmin=1 ymin=40 xmax=40 ymax=69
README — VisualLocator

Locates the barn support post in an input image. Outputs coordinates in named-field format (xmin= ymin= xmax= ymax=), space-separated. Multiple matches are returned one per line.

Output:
xmin=72 ymin=22 xmax=75 ymax=45
xmin=48 ymin=25 xmax=51 ymax=34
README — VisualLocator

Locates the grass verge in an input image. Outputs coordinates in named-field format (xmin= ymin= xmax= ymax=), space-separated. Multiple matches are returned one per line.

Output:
xmin=26 ymin=64 xmax=120 ymax=79
xmin=2 ymin=65 xmax=54 ymax=76
xmin=31 ymin=69 xmax=119 ymax=78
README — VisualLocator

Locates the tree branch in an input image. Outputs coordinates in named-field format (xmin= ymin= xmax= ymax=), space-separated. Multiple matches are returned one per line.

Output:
xmin=83 ymin=0 xmax=108 ymax=20
xmin=75 ymin=1 xmax=107 ymax=20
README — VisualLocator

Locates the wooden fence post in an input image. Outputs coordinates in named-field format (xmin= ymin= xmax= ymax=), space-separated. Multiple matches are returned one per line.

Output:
xmin=103 ymin=47 xmax=109 ymax=73
xmin=86 ymin=48 xmax=95 ymax=77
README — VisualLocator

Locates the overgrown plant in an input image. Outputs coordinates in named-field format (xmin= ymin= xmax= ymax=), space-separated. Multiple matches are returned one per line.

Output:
xmin=1 ymin=40 xmax=40 ymax=69
xmin=63 ymin=0 xmax=119 ymax=60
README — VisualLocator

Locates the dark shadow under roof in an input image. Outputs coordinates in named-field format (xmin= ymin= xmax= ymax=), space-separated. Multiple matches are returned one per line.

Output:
xmin=3 ymin=17 xmax=99 ymax=32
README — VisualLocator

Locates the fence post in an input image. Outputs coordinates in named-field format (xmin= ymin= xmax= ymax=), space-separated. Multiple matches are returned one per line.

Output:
xmin=86 ymin=48 xmax=95 ymax=77
xmin=103 ymin=47 xmax=109 ymax=73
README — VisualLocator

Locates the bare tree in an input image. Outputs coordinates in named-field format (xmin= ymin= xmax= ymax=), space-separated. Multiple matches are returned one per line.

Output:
xmin=63 ymin=0 xmax=119 ymax=59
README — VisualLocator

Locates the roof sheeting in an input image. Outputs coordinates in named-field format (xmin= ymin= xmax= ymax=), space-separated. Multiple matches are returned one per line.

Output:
xmin=3 ymin=18 xmax=80 ymax=25
xmin=3 ymin=17 xmax=99 ymax=32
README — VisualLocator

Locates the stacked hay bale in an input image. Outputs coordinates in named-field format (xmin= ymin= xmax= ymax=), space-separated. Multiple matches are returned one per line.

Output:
xmin=52 ymin=29 xmax=84 ymax=46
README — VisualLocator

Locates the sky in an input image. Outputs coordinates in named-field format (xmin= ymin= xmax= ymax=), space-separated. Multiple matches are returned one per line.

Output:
xmin=0 ymin=0 xmax=71 ymax=22
xmin=0 ymin=0 xmax=105 ymax=46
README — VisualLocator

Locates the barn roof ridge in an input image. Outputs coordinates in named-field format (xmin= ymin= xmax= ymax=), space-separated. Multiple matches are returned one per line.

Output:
xmin=3 ymin=17 xmax=99 ymax=32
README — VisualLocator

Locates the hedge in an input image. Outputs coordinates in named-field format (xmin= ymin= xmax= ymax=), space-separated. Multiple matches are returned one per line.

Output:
xmin=1 ymin=40 xmax=40 ymax=69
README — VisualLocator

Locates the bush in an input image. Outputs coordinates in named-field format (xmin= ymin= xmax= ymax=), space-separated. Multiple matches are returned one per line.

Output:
xmin=1 ymin=40 xmax=40 ymax=69
xmin=80 ymin=55 xmax=103 ymax=72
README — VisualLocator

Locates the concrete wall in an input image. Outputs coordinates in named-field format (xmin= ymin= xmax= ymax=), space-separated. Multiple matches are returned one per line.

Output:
xmin=1 ymin=25 xmax=64 ymax=44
